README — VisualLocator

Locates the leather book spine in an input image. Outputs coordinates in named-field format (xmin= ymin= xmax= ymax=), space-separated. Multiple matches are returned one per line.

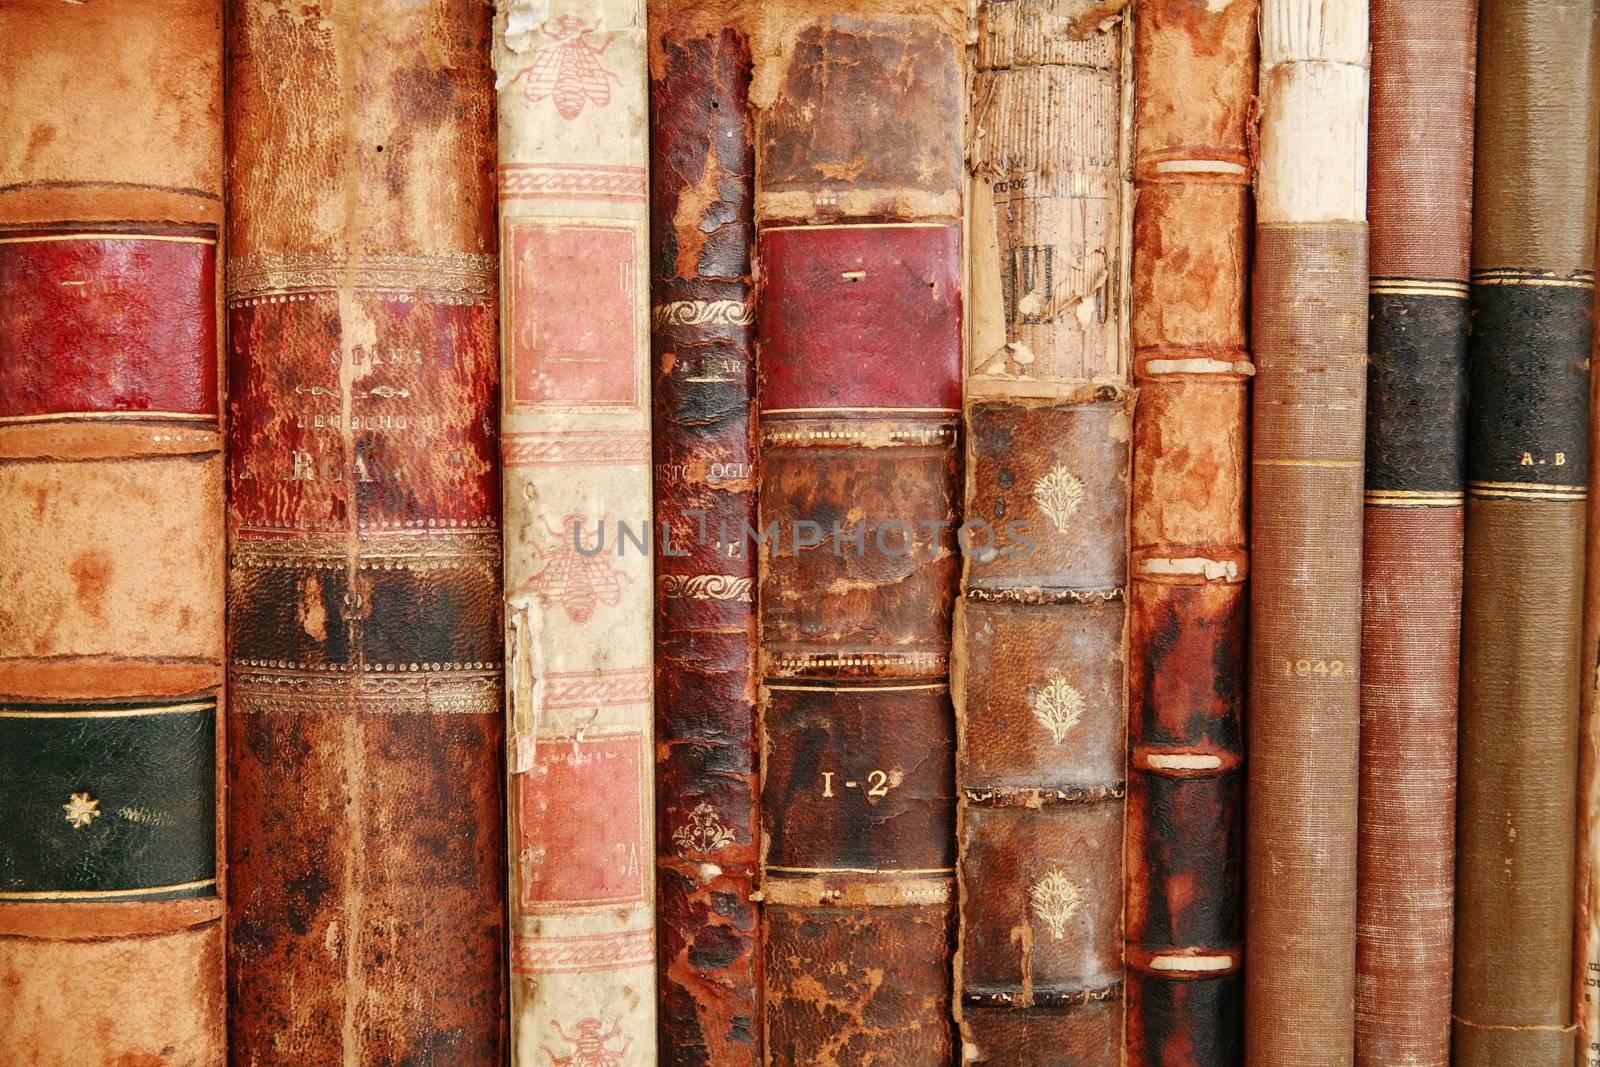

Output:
xmin=1126 ymin=2 xmax=1255 ymax=1063
xmin=226 ymin=3 xmax=507 ymax=1061
xmin=649 ymin=4 xmax=761 ymax=1063
xmin=1581 ymin=241 xmax=1600 ymax=1067
xmin=1456 ymin=2 xmax=1598 ymax=1063
xmin=0 ymin=2 xmax=225 ymax=1062
xmin=958 ymin=3 xmax=1133 ymax=1061
xmin=751 ymin=4 xmax=964 ymax=1061
xmin=1246 ymin=3 xmax=1369 ymax=1063
xmin=1357 ymin=3 xmax=1474 ymax=1064
xmin=495 ymin=1 xmax=657 ymax=1062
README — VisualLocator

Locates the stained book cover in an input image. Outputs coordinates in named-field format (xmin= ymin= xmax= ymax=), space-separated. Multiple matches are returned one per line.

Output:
xmin=751 ymin=3 xmax=966 ymax=1062
xmin=496 ymin=1 xmax=658 ymax=1064
xmin=225 ymin=1 xmax=507 ymax=1061
xmin=956 ymin=2 xmax=1134 ymax=1062
xmin=0 ymin=2 xmax=226 ymax=1062
xmin=1126 ymin=1 xmax=1255 ymax=1063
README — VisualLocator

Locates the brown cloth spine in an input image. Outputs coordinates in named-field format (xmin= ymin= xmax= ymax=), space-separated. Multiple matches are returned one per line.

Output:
xmin=957 ymin=2 xmax=1134 ymax=1062
xmin=1246 ymin=3 xmax=1369 ymax=1064
xmin=1356 ymin=3 xmax=1475 ymax=1065
xmin=225 ymin=2 xmax=507 ymax=1061
xmin=1456 ymin=3 xmax=1599 ymax=1064
xmin=1126 ymin=2 xmax=1255 ymax=1064
xmin=1581 ymin=236 xmax=1600 ymax=1067
xmin=650 ymin=4 xmax=762 ymax=1062
xmin=751 ymin=3 xmax=965 ymax=1061
xmin=0 ymin=2 xmax=226 ymax=1063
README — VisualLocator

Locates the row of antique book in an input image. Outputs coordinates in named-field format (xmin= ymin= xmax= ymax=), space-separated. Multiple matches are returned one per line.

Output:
xmin=1 ymin=0 xmax=1595 ymax=1065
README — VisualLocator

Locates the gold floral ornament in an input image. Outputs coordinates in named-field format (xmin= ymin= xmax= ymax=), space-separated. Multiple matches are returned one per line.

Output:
xmin=1034 ymin=464 xmax=1085 ymax=534
xmin=63 ymin=792 xmax=101 ymax=829
xmin=1030 ymin=869 xmax=1083 ymax=940
xmin=673 ymin=802 xmax=736 ymax=856
xmin=1029 ymin=673 xmax=1085 ymax=744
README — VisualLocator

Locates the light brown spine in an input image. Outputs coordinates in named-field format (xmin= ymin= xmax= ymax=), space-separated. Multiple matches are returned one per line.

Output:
xmin=1246 ymin=3 xmax=1369 ymax=1064
xmin=1126 ymin=2 xmax=1255 ymax=1063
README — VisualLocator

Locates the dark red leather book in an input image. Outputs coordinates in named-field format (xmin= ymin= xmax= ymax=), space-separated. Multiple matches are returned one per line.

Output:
xmin=650 ymin=4 xmax=762 ymax=1063
xmin=752 ymin=4 xmax=965 ymax=1061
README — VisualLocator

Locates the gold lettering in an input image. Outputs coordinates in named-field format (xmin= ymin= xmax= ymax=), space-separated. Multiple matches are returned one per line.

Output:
xmin=821 ymin=771 xmax=834 ymax=798
xmin=1521 ymin=452 xmax=1535 ymax=466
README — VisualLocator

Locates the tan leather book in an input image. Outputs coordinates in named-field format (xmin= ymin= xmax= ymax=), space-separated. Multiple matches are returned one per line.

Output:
xmin=957 ymin=2 xmax=1133 ymax=1061
xmin=0 ymin=3 xmax=225 ymax=1063
xmin=226 ymin=2 xmax=507 ymax=1060
xmin=1357 ymin=3 xmax=1475 ymax=1065
xmin=1246 ymin=2 xmax=1368 ymax=1063
xmin=1127 ymin=2 xmax=1255 ymax=1063
xmin=494 ymin=0 xmax=657 ymax=1061
xmin=751 ymin=3 xmax=965 ymax=1061
xmin=1456 ymin=3 xmax=1598 ymax=1064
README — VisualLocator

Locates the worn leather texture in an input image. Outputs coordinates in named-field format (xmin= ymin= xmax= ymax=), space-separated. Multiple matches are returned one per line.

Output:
xmin=226 ymin=2 xmax=507 ymax=1062
xmin=1356 ymin=5 xmax=1475 ymax=1065
xmin=1247 ymin=9 xmax=1368 ymax=1062
xmin=958 ymin=2 xmax=1131 ymax=1061
xmin=1457 ymin=5 xmax=1598 ymax=1063
xmin=1127 ymin=3 xmax=1254 ymax=1063
xmin=649 ymin=8 xmax=761 ymax=1064
xmin=753 ymin=9 xmax=964 ymax=1060
xmin=495 ymin=0 xmax=657 ymax=1062
xmin=0 ymin=2 xmax=226 ymax=1063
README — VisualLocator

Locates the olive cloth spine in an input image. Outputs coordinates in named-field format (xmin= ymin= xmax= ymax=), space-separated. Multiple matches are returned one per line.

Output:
xmin=649 ymin=3 xmax=762 ymax=1063
xmin=1455 ymin=3 xmax=1598 ymax=1065
xmin=1126 ymin=1 xmax=1256 ymax=1063
xmin=1357 ymin=3 xmax=1474 ymax=1065
xmin=957 ymin=1 xmax=1134 ymax=1062
xmin=1245 ymin=2 xmax=1369 ymax=1064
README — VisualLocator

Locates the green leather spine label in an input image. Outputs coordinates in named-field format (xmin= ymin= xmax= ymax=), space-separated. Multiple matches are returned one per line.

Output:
xmin=0 ymin=698 xmax=216 ymax=900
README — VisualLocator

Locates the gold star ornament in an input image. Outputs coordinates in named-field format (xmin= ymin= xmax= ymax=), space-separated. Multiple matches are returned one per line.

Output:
xmin=63 ymin=791 xmax=101 ymax=829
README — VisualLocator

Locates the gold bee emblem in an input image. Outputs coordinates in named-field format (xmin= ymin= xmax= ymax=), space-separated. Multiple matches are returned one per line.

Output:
xmin=62 ymin=792 xmax=101 ymax=829
xmin=1030 ymin=869 xmax=1084 ymax=939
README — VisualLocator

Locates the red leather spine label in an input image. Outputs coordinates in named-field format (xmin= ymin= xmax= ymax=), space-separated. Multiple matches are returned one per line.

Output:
xmin=0 ymin=229 xmax=217 ymax=420
xmin=757 ymin=223 xmax=962 ymax=413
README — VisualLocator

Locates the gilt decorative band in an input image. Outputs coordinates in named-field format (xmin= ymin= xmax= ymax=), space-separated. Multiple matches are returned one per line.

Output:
xmin=651 ymin=298 xmax=754 ymax=327
xmin=660 ymin=574 xmax=754 ymax=601
xmin=227 ymin=251 xmax=497 ymax=302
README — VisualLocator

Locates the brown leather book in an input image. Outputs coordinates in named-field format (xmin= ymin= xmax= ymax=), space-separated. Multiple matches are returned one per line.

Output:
xmin=649 ymin=3 xmax=761 ymax=1062
xmin=1357 ymin=3 xmax=1474 ymax=1064
xmin=957 ymin=2 xmax=1133 ymax=1061
xmin=1580 ymin=235 xmax=1600 ymax=1067
xmin=226 ymin=2 xmax=507 ymax=1060
xmin=751 ymin=3 xmax=964 ymax=1061
xmin=1246 ymin=2 xmax=1369 ymax=1063
xmin=1126 ymin=2 xmax=1255 ymax=1063
xmin=1456 ymin=3 xmax=1598 ymax=1064
xmin=0 ymin=3 xmax=225 ymax=1063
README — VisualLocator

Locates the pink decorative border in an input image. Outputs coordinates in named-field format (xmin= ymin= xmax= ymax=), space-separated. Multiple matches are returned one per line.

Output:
xmin=499 ymin=163 xmax=647 ymax=203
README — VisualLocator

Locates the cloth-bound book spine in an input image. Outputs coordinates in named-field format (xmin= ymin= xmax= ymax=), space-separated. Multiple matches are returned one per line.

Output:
xmin=1246 ymin=2 xmax=1369 ymax=1063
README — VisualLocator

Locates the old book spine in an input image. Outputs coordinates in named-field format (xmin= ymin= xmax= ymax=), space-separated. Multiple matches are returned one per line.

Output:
xmin=958 ymin=2 xmax=1133 ymax=1062
xmin=1455 ymin=2 xmax=1598 ymax=1064
xmin=495 ymin=1 xmax=657 ymax=1063
xmin=226 ymin=2 xmax=506 ymax=1061
xmin=1126 ymin=2 xmax=1255 ymax=1063
xmin=1581 ymin=232 xmax=1600 ymax=1067
xmin=1356 ymin=3 xmax=1474 ymax=1064
xmin=649 ymin=3 xmax=761 ymax=1063
xmin=0 ymin=2 xmax=225 ymax=1062
xmin=1246 ymin=3 xmax=1368 ymax=1064
xmin=751 ymin=3 xmax=964 ymax=1061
